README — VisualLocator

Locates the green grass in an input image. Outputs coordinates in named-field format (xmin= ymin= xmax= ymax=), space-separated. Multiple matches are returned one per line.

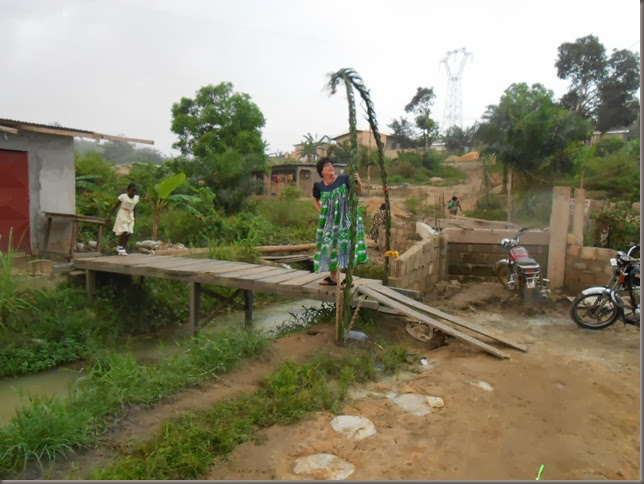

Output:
xmin=0 ymin=329 xmax=269 ymax=475
xmin=89 ymin=346 xmax=409 ymax=480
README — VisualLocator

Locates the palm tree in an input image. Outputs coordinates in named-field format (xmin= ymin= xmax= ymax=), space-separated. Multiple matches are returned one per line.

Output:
xmin=298 ymin=133 xmax=326 ymax=162
xmin=326 ymin=68 xmax=392 ymax=341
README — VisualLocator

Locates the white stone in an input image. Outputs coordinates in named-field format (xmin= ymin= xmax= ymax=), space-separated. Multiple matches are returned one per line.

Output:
xmin=426 ymin=396 xmax=444 ymax=408
xmin=292 ymin=453 xmax=355 ymax=480
xmin=330 ymin=415 xmax=377 ymax=441
xmin=393 ymin=393 xmax=432 ymax=416
xmin=476 ymin=380 xmax=494 ymax=392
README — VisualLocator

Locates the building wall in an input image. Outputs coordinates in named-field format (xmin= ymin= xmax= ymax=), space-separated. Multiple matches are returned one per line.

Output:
xmin=381 ymin=221 xmax=447 ymax=293
xmin=444 ymin=228 xmax=550 ymax=282
xmin=0 ymin=131 xmax=75 ymax=254
xmin=564 ymin=245 xmax=615 ymax=294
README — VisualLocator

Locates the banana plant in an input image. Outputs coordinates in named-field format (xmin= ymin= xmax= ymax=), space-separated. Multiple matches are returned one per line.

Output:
xmin=145 ymin=173 xmax=200 ymax=240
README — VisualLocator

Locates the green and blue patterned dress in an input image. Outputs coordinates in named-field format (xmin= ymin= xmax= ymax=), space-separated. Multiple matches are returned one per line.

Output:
xmin=312 ymin=174 xmax=369 ymax=273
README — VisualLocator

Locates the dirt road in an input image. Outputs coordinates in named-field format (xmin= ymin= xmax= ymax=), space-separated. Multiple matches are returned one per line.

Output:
xmin=206 ymin=284 xmax=640 ymax=481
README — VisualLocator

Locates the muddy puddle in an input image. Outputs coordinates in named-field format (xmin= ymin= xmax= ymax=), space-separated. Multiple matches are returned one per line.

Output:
xmin=0 ymin=297 xmax=324 ymax=426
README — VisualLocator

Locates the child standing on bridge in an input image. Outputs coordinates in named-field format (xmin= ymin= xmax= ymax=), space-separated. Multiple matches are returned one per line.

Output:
xmin=106 ymin=183 xmax=139 ymax=256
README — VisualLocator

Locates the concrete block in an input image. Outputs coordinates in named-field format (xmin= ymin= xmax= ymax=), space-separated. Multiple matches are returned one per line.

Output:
xmin=580 ymin=247 xmax=598 ymax=261
xmin=471 ymin=265 xmax=496 ymax=277
xmin=448 ymin=263 xmax=471 ymax=275
xmin=573 ymin=262 xmax=588 ymax=270
xmin=463 ymin=252 xmax=488 ymax=264
xmin=567 ymin=245 xmax=581 ymax=257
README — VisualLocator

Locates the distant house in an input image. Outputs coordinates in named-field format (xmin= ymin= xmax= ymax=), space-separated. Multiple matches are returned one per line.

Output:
xmin=267 ymin=162 xmax=347 ymax=197
xmin=290 ymin=130 xmax=411 ymax=161
xmin=0 ymin=118 xmax=152 ymax=255
xmin=590 ymin=129 xmax=630 ymax=144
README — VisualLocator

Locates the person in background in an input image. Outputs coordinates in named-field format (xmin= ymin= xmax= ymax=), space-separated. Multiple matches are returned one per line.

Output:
xmin=447 ymin=195 xmax=462 ymax=216
xmin=312 ymin=157 xmax=369 ymax=286
xmin=106 ymin=183 xmax=139 ymax=255
xmin=369 ymin=202 xmax=387 ymax=241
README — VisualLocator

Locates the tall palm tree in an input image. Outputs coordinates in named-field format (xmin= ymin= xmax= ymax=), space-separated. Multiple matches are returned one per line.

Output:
xmin=326 ymin=68 xmax=392 ymax=341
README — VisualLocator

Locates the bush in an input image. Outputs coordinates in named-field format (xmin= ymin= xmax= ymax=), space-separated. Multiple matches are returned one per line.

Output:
xmin=593 ymin=137 xmax=626 ymax=157
xmin=281 ymin=185 xmax=303 ymax=201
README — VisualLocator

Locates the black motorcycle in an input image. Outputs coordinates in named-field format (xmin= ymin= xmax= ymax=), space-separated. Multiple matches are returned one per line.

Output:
xmin=569 ymin=244 xmax=640 ymax=329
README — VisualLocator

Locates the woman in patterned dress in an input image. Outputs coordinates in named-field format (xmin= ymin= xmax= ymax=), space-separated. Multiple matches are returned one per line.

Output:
xmin=312 ymin=158 xmax=369 ymax=286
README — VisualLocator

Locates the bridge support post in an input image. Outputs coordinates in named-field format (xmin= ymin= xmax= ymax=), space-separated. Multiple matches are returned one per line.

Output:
xmin=85 ymin=270 xmax=96 ymax=299
xmin=244 ymin=290 xmax=253 ymax=328
xmin=190 ymin=282 xmax=201 ymax=334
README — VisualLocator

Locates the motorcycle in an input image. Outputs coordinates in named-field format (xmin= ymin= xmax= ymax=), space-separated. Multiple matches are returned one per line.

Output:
xmin=569 ymin=244 xmax=640 ymax=330
xmin=495 ymin=227 xmax=550 ymax=306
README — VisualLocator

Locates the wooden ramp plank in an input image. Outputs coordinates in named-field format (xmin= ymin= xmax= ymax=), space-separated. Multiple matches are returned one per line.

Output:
xmin=367 ymin=284 xmax=527 ymax=352
xmin=358 ymin=285 xmax=510 ymax=359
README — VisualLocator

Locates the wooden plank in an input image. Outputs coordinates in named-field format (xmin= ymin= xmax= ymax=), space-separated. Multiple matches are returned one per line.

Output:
xmin=86 ymin=270 xmax=96 ymax=298
xmin=238 ymin=267 xmax=290 ymax=281
xmin=254 ymin=269 xmax=310 ymax=284
xmin=280 ymin=271 xmax=329 ymax=287
xmin=200 ymin=262 xmax=254 ymax=274
xmin=0 ymin=124 xmax=18 ymax=134
xmin=368 ymin=283 xmax=527 ymax=352
xmin=358 ymin=285 xmax=510 ymax=359
xmin=146 ymin=258 xmax=213 ymax=270
xmin=17 ymin=124 xmax=154 ymax=145
xmin=213 ymin=265 xmax=278 ymax=278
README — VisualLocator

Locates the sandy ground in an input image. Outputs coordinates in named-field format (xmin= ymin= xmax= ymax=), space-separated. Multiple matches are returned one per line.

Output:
xmin=204 ymin=284 xmax=640 ymax=481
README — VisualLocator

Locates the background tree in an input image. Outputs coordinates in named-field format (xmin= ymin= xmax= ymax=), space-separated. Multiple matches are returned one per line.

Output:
xmin=171 ymin=82 xmax=266 ymax=158
xmin=444 ymin=125 xmax=477 ymax=153
xmin=477 ymin=83 xmax=592 ymax=178
xmin=387 ymin=118 xmax=418 ymax=148
xmin=326 ymin=139 xmax=352 ymax=164
xmin=169 ymin=82 xmax=268 ymax=214
xmin=556 ymin=34 xmax=640 ymax=132
xmin=298 ymin=133 xmax=326 ymax=162
xmin=404 ymin=87 xmax=439 ymax=149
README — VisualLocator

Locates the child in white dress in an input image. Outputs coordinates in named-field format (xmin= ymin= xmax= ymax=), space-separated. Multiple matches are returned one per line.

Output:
xmin=106 ymin=183 xmax=139 ymax=255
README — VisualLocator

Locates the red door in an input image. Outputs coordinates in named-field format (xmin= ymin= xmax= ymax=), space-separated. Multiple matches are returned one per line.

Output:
xmin=0 ymin=150 xmax=30 ymax=252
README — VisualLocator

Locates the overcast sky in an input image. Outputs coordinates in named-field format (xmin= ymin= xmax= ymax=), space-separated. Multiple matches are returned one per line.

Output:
xmin=1 ymin=0 xmax=640 ymax=157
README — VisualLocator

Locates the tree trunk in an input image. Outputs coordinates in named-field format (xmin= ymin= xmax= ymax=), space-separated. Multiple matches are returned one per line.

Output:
xmin=501 ymin=164 xmax=508 ymax=194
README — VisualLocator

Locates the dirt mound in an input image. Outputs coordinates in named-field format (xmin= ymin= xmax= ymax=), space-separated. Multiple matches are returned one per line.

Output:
xmin=362 ymin=197 xmax=410 ymax=218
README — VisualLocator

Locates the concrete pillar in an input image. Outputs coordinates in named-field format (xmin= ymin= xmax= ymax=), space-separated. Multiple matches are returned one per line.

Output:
xmin=571 ymin=188 xmax=586 ymax=246
xmin=547 ymin=186 xmax=572 ymax=289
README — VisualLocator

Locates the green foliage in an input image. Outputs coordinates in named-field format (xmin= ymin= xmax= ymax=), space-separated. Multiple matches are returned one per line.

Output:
xmin=89 ymin=347 xmax=408 ymax=480
xmin=592 ymin=202 xmax=640 ymax=250
xmin=171 ymin=82 xmax=266 ymax=158
xmin=297 ymin=133 xmax=326 ymax=162
xmin=281 ymin=185 xmax=303 ymax=201
xmin=444 ymin=125 xmax=477 ymax=154
xmin=556 ymin=34 xmax=640 ymax=131
xmin=0 ymin=329 xmax=269 ymax=475
xmin=477 ymin=82 xmax=593 ymax=175
xmin=581 ymin=148 xmax=640 ymax=201
xmin=463 ymin=208 xmax=507 ymax=221
xmin=593 ymin=136 xmax=625 ymax=157
xmin=0 ymin=230 xmax=31 ymax=326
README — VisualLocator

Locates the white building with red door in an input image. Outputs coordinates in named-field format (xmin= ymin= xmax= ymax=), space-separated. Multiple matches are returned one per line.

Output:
xmin=0 ymin=118 xmax=152 ymax=255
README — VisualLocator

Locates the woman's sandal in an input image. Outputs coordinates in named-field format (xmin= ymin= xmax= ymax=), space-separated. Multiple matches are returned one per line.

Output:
xmin=319 ymin=276 xmax=338 ymax=286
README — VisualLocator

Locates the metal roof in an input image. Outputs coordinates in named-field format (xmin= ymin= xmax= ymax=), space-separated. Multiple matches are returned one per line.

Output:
xmin=0 ymin=117 xmax=154 ymax=144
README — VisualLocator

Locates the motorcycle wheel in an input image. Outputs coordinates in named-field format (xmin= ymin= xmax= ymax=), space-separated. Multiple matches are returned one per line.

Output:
xmin=495 ymin=263 xmax=512 ymax=288
xmin=569 ymin=292 xmax=620 ymax=329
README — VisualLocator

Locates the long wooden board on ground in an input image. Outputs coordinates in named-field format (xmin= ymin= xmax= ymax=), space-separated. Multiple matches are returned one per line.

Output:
xmin=367 ymin=284 xmax=527 ymax=352
xmin=358 ymin=285 xmax=510 ymax=359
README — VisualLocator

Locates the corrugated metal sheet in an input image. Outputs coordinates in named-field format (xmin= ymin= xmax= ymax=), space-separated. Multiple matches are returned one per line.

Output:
xmin=0 ymin=117 xmax=95 ymax=134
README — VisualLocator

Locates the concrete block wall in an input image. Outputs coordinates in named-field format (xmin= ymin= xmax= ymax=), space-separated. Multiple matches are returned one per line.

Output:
xmin=386 ymin=222 xmax=447 ymax=292
xmin=564 ymin=245 xmax=614 ymax=294
xmin=444 ymin=228 xmax=550 ymax=282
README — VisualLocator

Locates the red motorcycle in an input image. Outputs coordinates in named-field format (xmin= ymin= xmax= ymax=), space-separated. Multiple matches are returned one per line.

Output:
xmin=495 ymin=227 xmax=550 ymax=306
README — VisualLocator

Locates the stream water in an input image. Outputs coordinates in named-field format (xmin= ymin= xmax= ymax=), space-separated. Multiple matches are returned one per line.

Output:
xmin=0 ymin=297 xmax=324 ymax=426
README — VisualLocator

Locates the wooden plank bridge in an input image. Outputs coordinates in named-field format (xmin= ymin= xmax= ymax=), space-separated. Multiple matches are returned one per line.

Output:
xmin=73 ymin=254 xmax=526 ymax=359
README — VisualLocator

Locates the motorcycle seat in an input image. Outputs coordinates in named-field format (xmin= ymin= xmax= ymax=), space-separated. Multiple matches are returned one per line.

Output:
xmin=516 ymin=257 xmax=539 ymax=266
